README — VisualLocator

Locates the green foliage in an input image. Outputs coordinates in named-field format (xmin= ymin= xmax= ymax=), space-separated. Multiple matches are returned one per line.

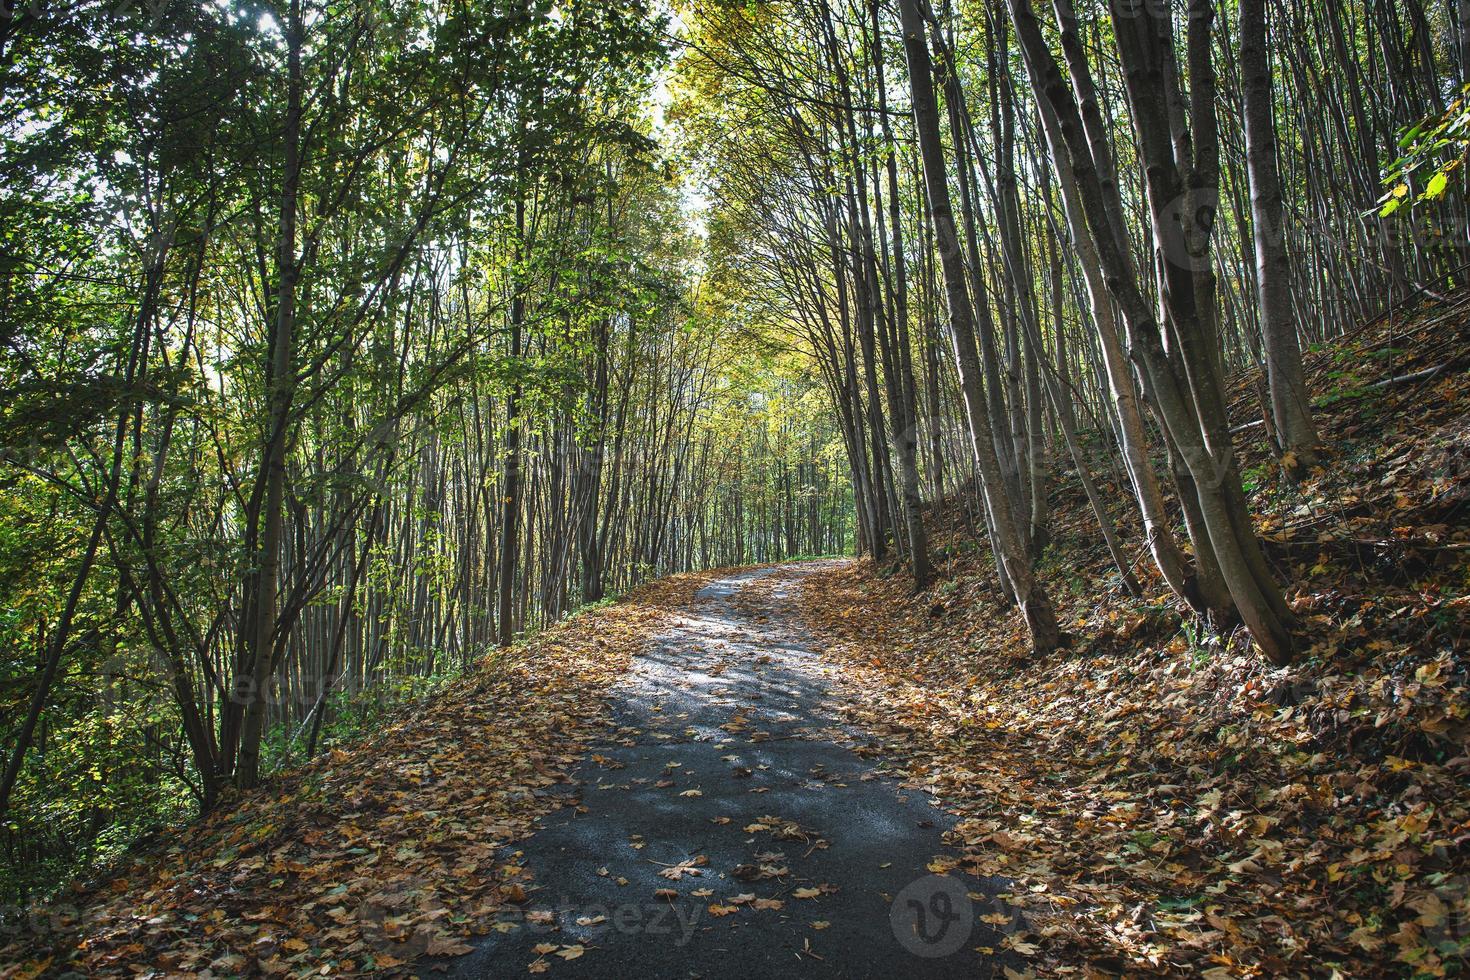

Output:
xmin=0 ymin=0 xmax=685 ymax=903
xmin=261 ymin=665 xmax=466 ymax=774
xmin=1378 ymin=83 xmax=1470 ymax=217
xmin=0 ymin=0 xmax=851 ymax=907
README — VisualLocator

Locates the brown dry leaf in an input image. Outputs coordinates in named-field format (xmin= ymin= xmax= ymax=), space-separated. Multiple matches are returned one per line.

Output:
xmin=425 ymin=933 xmax=475 ymax=956
xmin=658 ymin=858 xmax=706 ymax=880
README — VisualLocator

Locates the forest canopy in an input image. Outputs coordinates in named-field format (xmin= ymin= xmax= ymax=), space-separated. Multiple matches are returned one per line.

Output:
xmin=0 ymin=0 xmax=851 ymax=900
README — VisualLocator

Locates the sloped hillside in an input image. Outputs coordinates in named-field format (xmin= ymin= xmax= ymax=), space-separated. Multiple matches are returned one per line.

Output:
xmin=797 ymin=291 xmax=1470 ymax=976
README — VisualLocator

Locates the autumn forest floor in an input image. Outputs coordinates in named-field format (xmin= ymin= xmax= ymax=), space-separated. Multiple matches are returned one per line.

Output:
xmin=798 ymin=291 xmax=1470 ymax=976
xmin=5 ymin=293 xmax=1470 ymax=979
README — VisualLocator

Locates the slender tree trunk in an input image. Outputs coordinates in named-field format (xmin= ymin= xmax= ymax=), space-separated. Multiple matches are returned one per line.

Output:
xmin=897 ymin=0 xmax=1060 ymax=653
xmin=579 ymin=317 xmax=610 ymax=604
xmin=872 ymin=0 xmax=932 ymax=589
xmin=1042 ymin=205 xmax=1141 ymax=596
xmin=498 ymin=193 xmax=527 ymax=647
xmin=0 ymin=510 xmax=107 ymax=819
xmin=1007 ymin=0 xmax=1296 ymax=664
xmin=237 ymin=0 xmax=303 ymax=789
xmin=1239 ymin=0 xmax=1320 ymax=472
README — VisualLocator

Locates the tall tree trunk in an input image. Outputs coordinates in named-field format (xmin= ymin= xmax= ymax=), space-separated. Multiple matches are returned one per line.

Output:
xmin=237 ymin=0 xmax=303 ymax=789
xmin=1042 ymin=195 xmax=1141 ymax=596
xmin=497 ymin=193 xmax=527 ymax=648
xmin=1008 ymin=0 xmax=1295 ymax=663
xmin=1239 ymin=0 xmax=1320 ymax=472
xmin=897 ymin=0 xmax=1061 ymax=653
xmin=871 ymin=0 xmax=932 ymax=588
xmin=578 ymin=316 xmax=610 ymax=604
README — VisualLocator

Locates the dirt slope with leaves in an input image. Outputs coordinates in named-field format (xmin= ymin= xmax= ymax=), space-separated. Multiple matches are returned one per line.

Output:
xmin=797 ymin=294 xmax=1470 ymax=976
xmin=2 ymin=571 xmax=722 ymax=979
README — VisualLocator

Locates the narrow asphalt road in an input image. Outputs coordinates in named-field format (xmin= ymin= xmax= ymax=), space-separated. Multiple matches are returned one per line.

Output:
xmin=432 ymin=564 xmax=1015 ymax=978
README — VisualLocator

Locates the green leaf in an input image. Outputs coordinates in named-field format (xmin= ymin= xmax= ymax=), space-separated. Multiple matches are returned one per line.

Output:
xmin=1423 ymin=171 xmax=1449 ymax=200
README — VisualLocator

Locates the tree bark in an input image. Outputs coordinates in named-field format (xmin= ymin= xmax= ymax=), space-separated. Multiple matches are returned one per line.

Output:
xmin=872 ymin=0 xmax=933 ymax=589
xmin=237 ymin=0 xmax=303 ymax=788
xmin=498 ymin=193 xmax=527 ymax=647
xmin=1239 ymin=0 xmax=1320 ymax=472
xmin=897 ymin=0 xmax=1060 ymax=653
xmin=1033 ymin=80 xmax=1211 ymax=616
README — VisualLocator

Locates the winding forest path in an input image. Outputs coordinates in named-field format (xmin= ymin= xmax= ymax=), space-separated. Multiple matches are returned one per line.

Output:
xmin=436 ymin=564 xmax=1012 ymax=978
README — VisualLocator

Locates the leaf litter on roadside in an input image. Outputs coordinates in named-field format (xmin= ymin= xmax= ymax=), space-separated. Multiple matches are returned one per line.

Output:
xmin=4 ymin=572 xmax=724 ymax=978
xmin=788 ymin=304 xmax=1470 ymax=977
